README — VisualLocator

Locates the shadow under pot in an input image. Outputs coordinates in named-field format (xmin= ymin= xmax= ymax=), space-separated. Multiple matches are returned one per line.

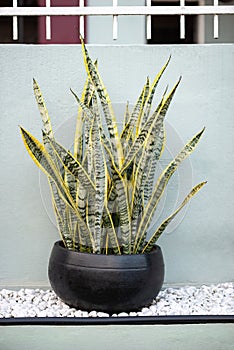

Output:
xmin=48 ymin=241 xmax=164 ymax=313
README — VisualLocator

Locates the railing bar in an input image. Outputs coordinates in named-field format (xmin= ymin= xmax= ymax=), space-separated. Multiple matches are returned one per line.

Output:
xmin=13 ymin=0 xmax=18 ymax=40
xmin=180 ymin=0 xmax=185 ymax=39
xmin=79 ymin=0 xmax=85 ymax=39
xmin=213 ymin=0 xmax=219 ymax=38
xmin=113 ymin=15 xmax=118 ymax=40
xmin=180 ymin=15 xmax=185 ymax=39
xmin=146 ymin=14 xmax=151 ymax=40
xmin=46 ymin=0 xmax=51 ymax=40
xmin=214 ymin=14 xmax=219 ymax=38
xmin=146 ymin=0 xmax=151 ymax=40
xmin=113 ymin=0 xmax=118 ymax=40
xmin=13 ymin=16 xmax=18 ymax=41
xmin=1 ymin=6 xmax=234 ymax=16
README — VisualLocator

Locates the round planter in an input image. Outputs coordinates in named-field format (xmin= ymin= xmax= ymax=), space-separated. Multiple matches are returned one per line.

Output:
xmin=48 ymin=241 xmax=164 ymax=313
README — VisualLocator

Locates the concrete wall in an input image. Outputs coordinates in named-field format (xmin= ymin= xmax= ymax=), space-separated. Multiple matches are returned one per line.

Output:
xmin=0 ymin=44 xmax=233 ymax=289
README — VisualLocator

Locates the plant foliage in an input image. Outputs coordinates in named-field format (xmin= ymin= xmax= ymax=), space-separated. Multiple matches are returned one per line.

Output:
xmin=20 ymin=38 xmax=206 ymax=254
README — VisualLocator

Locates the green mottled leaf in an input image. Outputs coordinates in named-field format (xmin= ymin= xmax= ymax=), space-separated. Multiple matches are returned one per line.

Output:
xmin=80 ymin=36 xmax=123 ymax=168
xmin=140 ymin=56 xmax=171 ymax=127
xmin=141 ymin=181 xmax=207 ymax=253
xmin=91 ymin=116 xmax=106 ymax=253
xmin=33 ymin=79 xmax=53 ymax=139
xmin=120 ymin=80 xmax=147 ymax=144
xmin=20 ymin=127 xmax=72 ymax=206
xmin=131 ymin=118 xmax=165 ymax=239
xmin=44 ymin=134 xmax=95 ymax=194
xmin=20 ymin=126 xmax=94 ymax=250
xmin=134 ymin=127 xmax=205 ymax=253
xmin=103 ymin=143 xmax=131 ymax=254
xmin=121 ymin=78 xmax=181 ymax=175
xmin=123 ymin=101 xmax=130 ymax=128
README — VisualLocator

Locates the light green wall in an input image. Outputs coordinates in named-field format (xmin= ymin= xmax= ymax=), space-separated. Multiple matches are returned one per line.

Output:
xmin=0 ymin=44 xmax=233 ymax=289
xmin=87 ymin=0 xmax=146 ymax=44
xmin=0 ymin=324 xmax=233 ymax=350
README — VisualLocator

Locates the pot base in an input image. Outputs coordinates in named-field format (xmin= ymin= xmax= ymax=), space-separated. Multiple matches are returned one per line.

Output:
xmin=48 ymin=241 xmax=164 ymax=313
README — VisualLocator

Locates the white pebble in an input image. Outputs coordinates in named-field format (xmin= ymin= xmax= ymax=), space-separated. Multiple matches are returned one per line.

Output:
xmin=141 ymin=308 xmax=153 ymax=316
xmin=97 ymin=312 xmax=109 ymax=317
xmin=38 ymin=301 xmax=47 ymax=311
xmin=74 ymin=310 xmax=83 ymax=317
xmin=46 ymin=310 xmax=57 ymax=317
xmin=28 ymin=310 xmax=37 ymax=317
xmin=0 ymin=282 xmax=233 ymax=318
xmin=24 ymin=288 xmax=35 ymax=295
xmin=88 ymin=311 xmax=97 ymax=317
xmin=42 ymin=294 xmax=50 ymax=302
xmin=141 ymin=307 xmax=151 ymax=314
xmin=32 ymin=297 xmax=41 ymax=306
xmin=129 ymin=312 xmax=138 ymax=317
xmin=149 ymin=305 xmax=157 ymax=314
xmin=1 ymin=289 xmax=11 ymax=298
xmin=118 ymin=312 xmax=129 ymax=317
xmin=137 ymin=311 xmax=144 ymax=316
xmin=62 ymin=309 xmax=73 ymax=317
xmin=11 ymin=309 xmax=27 ymax=318
xmin=37 ymin=310 xmax=47 ymax=317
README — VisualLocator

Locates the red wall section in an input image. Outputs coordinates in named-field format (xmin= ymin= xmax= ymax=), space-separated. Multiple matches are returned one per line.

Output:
xmin=37 ymin=0 xmax=84 ymax=44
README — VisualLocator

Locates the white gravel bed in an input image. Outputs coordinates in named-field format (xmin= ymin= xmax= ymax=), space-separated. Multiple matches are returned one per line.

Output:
xmin=0 ymin=282 xmax=233 ymax=318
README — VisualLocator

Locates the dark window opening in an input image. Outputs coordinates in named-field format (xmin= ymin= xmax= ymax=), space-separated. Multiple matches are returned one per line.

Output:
xmin=0 ymin=1 xmax=85 ymax=44
xmin=0 ymin=0 xmax=38 ymax=44
xmin=147 ymin=1 xmax=198 ymax=44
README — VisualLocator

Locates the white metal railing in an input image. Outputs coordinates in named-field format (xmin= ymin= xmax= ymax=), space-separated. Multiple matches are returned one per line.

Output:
xmin=1 ymin=1 xmax=234 ymax=41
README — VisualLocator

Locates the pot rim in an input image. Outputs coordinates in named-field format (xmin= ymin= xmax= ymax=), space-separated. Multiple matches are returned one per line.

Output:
xmin=50 ymin=241 xmax=163 ymax=269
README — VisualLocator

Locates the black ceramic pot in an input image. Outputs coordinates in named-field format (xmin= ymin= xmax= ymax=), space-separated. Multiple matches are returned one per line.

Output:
xmin=48 ymin=241 xmax=164 ymax=313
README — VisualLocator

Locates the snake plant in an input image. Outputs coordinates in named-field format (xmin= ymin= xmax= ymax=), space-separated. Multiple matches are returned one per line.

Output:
xmin=20 ymin=38 xmax=206 ymax=255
